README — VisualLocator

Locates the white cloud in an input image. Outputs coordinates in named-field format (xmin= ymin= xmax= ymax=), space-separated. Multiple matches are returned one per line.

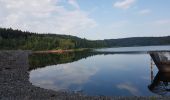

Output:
xmin=113 ymin=0 xmax=136 ymax=9
xmin=0 ymin=0 xmax=97 ymax=34
xmin=68 ymin=0 xmax=80 ymax=9
xmin=139 ymin=9 xmax=151 ymax=15
xmin=117 ymin=82 xmax=140 ymax=96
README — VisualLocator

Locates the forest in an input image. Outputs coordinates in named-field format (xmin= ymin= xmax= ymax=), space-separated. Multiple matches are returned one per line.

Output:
xmin=0 ymin=27 xmax=170 ymax=50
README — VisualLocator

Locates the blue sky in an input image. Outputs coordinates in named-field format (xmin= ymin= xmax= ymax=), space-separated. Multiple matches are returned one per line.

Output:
xmin=0 ymin=0 xmax=170 ymax=40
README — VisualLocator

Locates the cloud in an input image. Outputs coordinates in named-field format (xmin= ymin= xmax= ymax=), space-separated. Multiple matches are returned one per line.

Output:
xmin=68 ymin=0 xmax=80 ymax=9
xmin=117 ymin=82 xmax=140 ymax=96
xmin=139 ymin=9 xmax=151 ymax=15
xmin=0 ymin=0 xmax=97 ymax=35
xmin=113 ymin=0 xmax=136 ymax=9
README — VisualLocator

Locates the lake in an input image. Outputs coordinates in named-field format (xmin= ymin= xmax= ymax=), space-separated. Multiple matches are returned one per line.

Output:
xmin=29 ymin=45 xmax=170 ymax=96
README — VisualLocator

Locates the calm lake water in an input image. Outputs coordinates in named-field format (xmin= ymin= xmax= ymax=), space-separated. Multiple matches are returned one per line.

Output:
xmin=29 ymin=45 xmax=170 ymax=96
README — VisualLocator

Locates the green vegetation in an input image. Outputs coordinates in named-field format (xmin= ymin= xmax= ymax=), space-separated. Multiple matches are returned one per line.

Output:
xmin=0 ymin=27 xmax=170 ymax=51
xmin=0 ymin=28 xmax=107 ymax=50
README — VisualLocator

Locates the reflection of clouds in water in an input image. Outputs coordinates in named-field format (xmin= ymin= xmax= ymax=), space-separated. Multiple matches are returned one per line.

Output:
xmin=117 ymin=82 xmax=141 ymax=96
xmin=29 ymin=53 xmax=154 ymax=96
xmin=30 ymin=64 xmax=98 ymax=91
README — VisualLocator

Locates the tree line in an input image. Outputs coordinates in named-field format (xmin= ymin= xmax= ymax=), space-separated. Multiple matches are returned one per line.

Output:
xmin=0 ymin=28 xmax=107 ymax=50
xmin=0 ymin=27 xmax=170 ymax=50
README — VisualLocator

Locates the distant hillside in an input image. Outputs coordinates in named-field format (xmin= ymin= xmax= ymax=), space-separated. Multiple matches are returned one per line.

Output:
xmin=0 ymin=28 xmax=170 ymax=50
xmin=104 ymin=36 xmax=170 ymax=47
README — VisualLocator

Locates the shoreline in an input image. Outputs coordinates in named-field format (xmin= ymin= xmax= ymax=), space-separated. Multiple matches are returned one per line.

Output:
xmin=0 ymin=50 xmax=170 ymax=100
xmin=33 ymin=48 xmax=92 ymax=54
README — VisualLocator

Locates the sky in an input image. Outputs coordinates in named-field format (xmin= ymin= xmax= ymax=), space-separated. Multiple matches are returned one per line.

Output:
xmin=0 ymin=0 xmax=170 ymax=40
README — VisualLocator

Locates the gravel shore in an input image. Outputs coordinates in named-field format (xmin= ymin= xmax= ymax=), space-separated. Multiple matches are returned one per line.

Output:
xmin=0 ymin=51 xmax=170 ymax=100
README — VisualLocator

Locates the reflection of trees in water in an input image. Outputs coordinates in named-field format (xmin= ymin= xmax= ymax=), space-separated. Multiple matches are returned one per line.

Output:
xmin=149 ymin=52 xmax=170 ymax=96
xmin=28 ymin=51 xmax=114 ymax=70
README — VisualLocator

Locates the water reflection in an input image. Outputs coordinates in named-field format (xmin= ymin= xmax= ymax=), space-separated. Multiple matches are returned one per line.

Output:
xmin=29 ymin=51 xmax=111 ymax=92
xmin=30 ymin=64 xmax=98 ymax=91
xmin=148 ymin=52 xmax=170 ymax=95
xmin=29 ymin=50 xmax=170 ymax=96
xmin=148 ymin=71 xmax=170 ymax=96
xmin=28 ymin=51 xmax=114 ymax=70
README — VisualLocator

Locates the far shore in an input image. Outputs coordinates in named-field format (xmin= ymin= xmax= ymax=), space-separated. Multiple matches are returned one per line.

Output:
xmin=33 ymin=48 xmax=92 ymax=54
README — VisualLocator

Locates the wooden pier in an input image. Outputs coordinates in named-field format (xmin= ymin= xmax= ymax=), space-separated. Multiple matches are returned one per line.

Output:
xmin=150 ymin=51 xmax=170 ymax=72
